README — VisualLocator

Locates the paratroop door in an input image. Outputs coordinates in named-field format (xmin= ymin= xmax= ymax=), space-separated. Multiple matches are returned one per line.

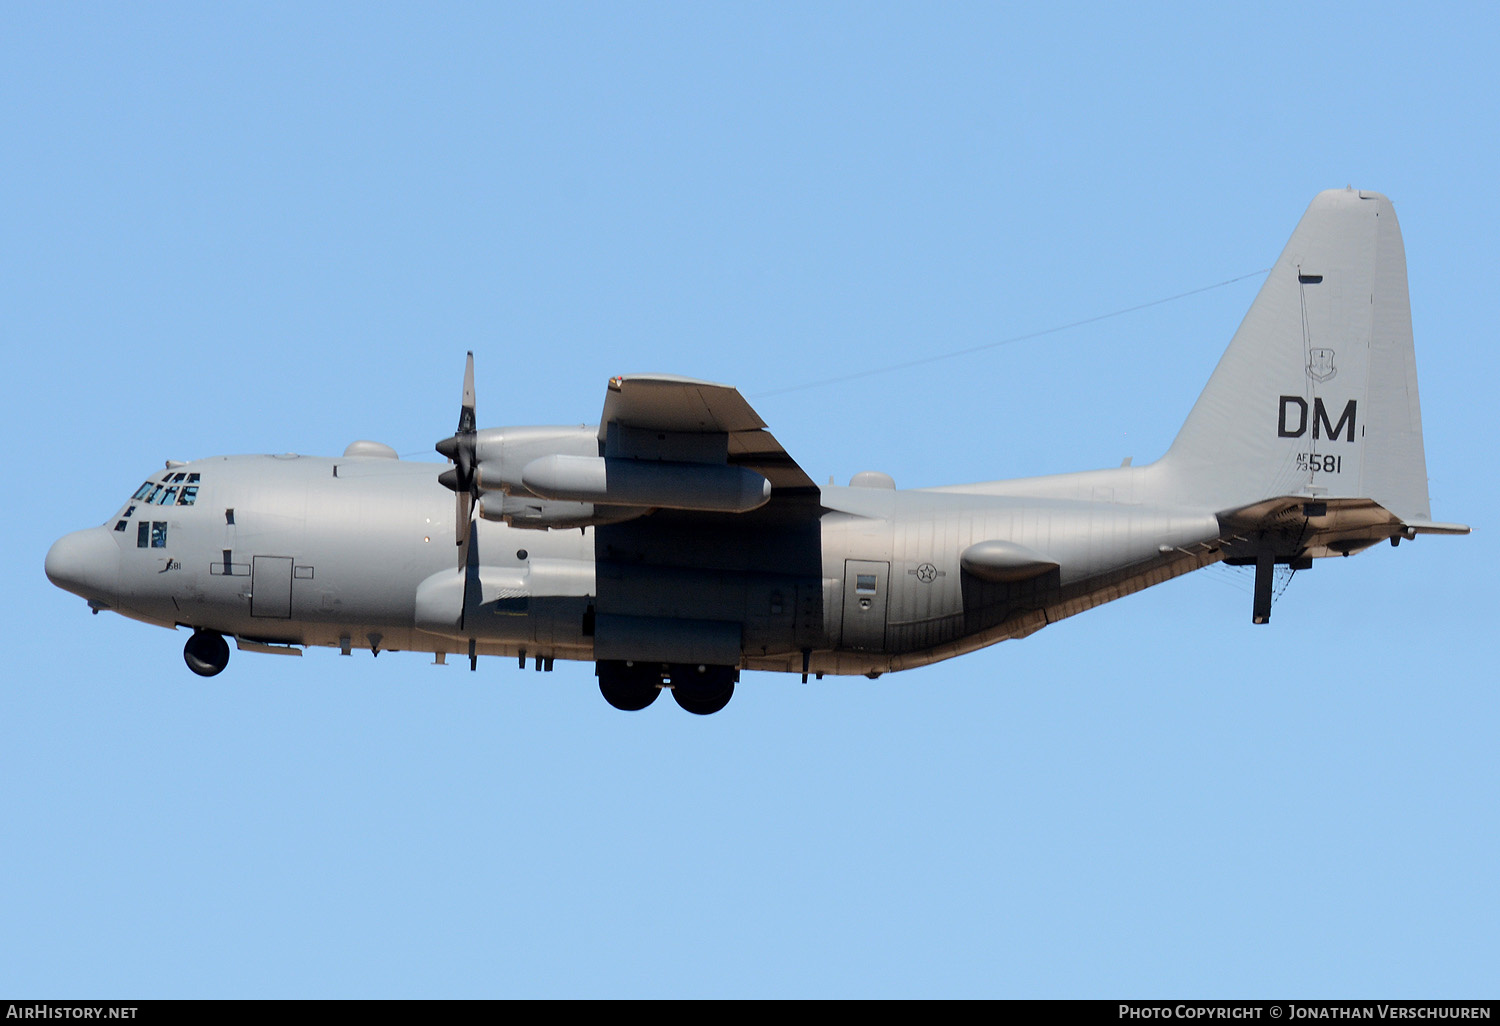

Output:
xmin=251 ymin=556 xmax=293 ymax=618
xmin=841 ymin=559 xmax=888 ymax=651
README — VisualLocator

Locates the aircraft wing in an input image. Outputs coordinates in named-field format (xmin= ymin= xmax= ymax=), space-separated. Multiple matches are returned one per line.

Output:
xmin=598 ymin=374 xmax=819 ymax=497
xmin=591 ymin=375 xmax=824 ymax=664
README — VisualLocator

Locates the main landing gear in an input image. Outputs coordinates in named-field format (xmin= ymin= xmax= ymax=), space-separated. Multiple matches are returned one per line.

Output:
xmin=183 ymin=629 xmax=230 ymax=677
xmin=596 ymin=661 xmax=738 ymax=715
xmin=597 ymin=660 xmax=661 ymax=711
xmin=669 ymin=664 xmax=736 ymax=715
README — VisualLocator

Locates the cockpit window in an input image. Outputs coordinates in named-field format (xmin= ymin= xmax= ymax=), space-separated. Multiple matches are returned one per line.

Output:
xmin=135 ymin=521 xmax=170 ymax=547
xmin=129 ymin=476 xmax=200 ymax=509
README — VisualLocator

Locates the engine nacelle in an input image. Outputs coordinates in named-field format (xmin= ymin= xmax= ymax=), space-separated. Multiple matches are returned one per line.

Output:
xmin=413 ymin=558 xmax=594 ymax=644
xmin=471 ymin=425 xmax=599 ymax=495
xmin=477 ymin=493 xmax=650 ymax=530
xmin=520 ymin=455 xmax=772 ymax=514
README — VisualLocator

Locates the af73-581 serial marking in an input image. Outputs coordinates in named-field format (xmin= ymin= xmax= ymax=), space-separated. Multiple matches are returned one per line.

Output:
xmin=46 ymin=189 xmax=1468 ymax=715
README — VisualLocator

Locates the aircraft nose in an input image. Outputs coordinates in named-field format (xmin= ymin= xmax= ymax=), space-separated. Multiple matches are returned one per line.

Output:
xmin=45 ymin=527 xmax=122 ymax=602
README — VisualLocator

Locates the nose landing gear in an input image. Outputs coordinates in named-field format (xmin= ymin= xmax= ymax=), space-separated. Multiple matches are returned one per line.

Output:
xmin=183 ymin=629 xmax=230 ymax=677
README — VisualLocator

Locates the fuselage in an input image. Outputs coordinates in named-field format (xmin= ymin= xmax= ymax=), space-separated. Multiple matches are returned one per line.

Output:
xmin=47 ymin=449 xmax=1226 ymax=677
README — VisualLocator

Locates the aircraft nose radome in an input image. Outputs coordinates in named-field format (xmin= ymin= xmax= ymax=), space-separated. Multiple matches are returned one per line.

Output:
xmin=45 ymin=527 xmax=121 ymax=601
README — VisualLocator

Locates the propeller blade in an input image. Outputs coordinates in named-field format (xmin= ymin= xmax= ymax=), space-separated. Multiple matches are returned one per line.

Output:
xmin=436 ymin=350 xmax=480 ymax=552
xmin=459 ymin=351 xmax=476 ymax=435
xmin=456 ymin=491 xmax=472 ymax=565
xmin=435 ymin=352 xmax=482 ymax=637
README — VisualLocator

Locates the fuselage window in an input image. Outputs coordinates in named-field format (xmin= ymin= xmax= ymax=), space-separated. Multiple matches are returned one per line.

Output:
xmin=158 ymin=487 xmax=178 ymax=505
xmin=132 ymin=482 xmax=154 ymax=501
xmin=114 ymin=520 xmax=128 ymax=532
xmin=177 ymin=485 xmax=198 ymax=506
xmin=137 ymin=522 xmax=150 ymax=548
xmin=856 ymin=574 xmax=878 ymax=595
xmin=150 ymin=522 xmax=168 ymax=548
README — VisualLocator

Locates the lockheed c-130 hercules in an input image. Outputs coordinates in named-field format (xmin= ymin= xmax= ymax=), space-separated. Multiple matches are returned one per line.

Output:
xmin=46 ymin=189 xmax=1468 ymax=715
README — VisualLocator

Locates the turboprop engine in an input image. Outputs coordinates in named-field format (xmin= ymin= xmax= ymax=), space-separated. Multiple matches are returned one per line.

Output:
xmin=518 ymin=455 xmax=770 ymax=514
xmin=459 ymin=424 xmax=772 ymax=529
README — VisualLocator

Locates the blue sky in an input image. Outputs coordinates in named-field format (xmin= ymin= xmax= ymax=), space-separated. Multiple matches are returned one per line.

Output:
xmin=3 ymin=2 xmax=1496 ymax=998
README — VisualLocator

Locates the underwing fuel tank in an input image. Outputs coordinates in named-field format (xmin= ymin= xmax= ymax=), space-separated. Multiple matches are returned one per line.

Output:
xmin=520 ymin=455 xmax=772 ymax=514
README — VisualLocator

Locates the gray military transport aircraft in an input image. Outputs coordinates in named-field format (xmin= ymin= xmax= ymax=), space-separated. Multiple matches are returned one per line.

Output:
xmin=46 ymin=189 xmax=1468 ymax=714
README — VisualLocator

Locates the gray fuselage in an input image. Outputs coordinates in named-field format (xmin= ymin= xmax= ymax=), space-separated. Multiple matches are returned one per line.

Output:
xmin=54 ymin=450 xmax=1226 ymax=677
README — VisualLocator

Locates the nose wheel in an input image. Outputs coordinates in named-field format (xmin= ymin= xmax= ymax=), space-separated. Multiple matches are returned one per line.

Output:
xmin=183 ymin=630 xmax=230 ymax=677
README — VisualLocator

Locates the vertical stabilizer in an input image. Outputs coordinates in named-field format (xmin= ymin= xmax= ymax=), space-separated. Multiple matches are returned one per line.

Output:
xmin=1159 ymin=189 xmax=1432 ymax=524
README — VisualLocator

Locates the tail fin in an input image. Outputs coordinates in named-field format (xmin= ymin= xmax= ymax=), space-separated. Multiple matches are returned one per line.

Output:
xmin=1160 ymin=188 xmax=1435 ymax=525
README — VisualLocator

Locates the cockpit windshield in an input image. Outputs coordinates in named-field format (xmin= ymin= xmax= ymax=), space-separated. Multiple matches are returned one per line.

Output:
xmin=115 ymin=472 xmax=201 ymax=533
xmin=128 ymin=472 xmax=200 ymax=507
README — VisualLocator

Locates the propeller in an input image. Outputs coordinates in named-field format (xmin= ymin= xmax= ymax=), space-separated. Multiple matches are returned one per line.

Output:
xmin=436 ymin=351 xmax=479 ymax=557
xmin=436 ymin=352 xmax=481 ymax=662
